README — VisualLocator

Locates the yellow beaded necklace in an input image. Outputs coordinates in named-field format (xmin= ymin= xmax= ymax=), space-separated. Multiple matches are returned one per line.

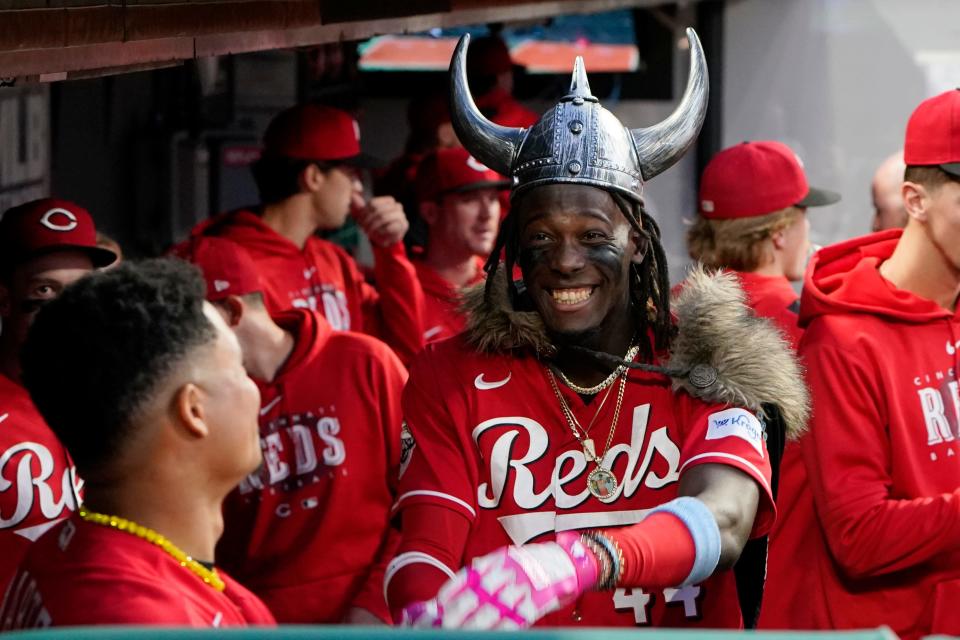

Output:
xmin=78 ymin=506 xmax=226 ymax=592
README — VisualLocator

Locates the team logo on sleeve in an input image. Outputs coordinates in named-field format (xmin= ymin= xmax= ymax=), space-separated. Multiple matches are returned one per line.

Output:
xmin=705 ymin=408 xmax=764 ymax=457
xmin=399 ymin=421 xmax=416 ymax=478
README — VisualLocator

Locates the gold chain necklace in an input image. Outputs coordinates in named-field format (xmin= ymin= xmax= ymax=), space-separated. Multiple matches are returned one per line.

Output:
xmin=78 ymin=507 xmax=226 ymax=592
xmin=547 ymin=365 xmax=628 ymax=503
xmin=555 ymin=344 xmax=641 ymax=395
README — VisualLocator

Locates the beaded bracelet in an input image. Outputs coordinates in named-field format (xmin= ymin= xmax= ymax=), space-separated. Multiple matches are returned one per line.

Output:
xmin=580 ymin=531 xmax=623 ymax=590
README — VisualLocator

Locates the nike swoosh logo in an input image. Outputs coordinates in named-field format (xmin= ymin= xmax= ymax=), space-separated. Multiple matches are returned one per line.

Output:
xmin=259 ymin=396 xmax=282 ymax=416
xmin=474 ymin=372 xmax=511 ymax=390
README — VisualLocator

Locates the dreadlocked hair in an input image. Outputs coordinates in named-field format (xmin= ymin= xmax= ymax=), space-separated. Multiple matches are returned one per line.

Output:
xmin=610 ymin=191 xmax=674 ymax=360
xmin=480 ymin=188 xmax=675 ymax=363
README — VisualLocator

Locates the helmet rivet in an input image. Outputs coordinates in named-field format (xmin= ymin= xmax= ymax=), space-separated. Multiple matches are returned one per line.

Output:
xmin=572 ymin=97 xmax=584 ymax=106
xmin=569 ymin=120 xmax=583 ymax=134
xmin=567 ymin=161 xmax=582 ymax=175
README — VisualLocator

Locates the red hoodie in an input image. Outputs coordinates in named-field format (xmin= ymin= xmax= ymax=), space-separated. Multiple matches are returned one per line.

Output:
xmin=215 ymin=309 xmax=407 ymax=623
xmin=187 ymin=210 xmax=424 ymax=364
xmin=734 ymin=272 xmax=802 ymax=351
xmin=414 ymin=257 xmax=485 ymax=344
xmin=760 ymin=230 xmax=960 ymax=639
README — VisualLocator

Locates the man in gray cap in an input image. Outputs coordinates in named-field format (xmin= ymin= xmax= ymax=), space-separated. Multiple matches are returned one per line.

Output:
xmin=386 ymin=31 xmax=806 ymax=629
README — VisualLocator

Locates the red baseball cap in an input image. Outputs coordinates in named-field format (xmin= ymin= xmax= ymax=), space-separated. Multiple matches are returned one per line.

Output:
xmin=904 ymin=89 xmax=960 ymax=177
xmin=416 ymin=147 xmax=512 ymax=202
xmin=698 ymin=141 xmax=840 ymax=219
xmin=0 ymin=198 xmax=117 ymax=269
xmin=262 ymin=103 xmax=383 ymax=168
xmin=176 ymin=236 xmax=263 ymax=302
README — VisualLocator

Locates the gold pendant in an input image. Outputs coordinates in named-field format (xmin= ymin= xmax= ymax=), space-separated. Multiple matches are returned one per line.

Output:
xmin=587 ymin=466 xmax=619 ymax=503
xmin=582 ymin=438 xmax=596 ymax=459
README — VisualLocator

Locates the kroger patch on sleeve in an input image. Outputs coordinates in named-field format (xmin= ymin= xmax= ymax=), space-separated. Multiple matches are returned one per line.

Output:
xmin=705 ymin=408 xmax=764 ymax=457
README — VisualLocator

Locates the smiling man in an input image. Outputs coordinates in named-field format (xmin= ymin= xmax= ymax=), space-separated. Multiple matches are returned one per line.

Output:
xmin=760 ymin=89 xmax=960 ymax=640
xmin=385 ymin=32 xmax=807 ymax=629
xmin=413 ymin=147 xmax=510 ymax=343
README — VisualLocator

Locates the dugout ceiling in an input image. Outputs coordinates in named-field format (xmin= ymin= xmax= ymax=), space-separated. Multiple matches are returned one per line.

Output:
xmin=0 ymin=0 xmax=671 ymax=82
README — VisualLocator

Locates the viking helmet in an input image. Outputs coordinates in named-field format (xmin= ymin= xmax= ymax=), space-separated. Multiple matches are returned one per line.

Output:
xmin=449 ymin=28 xmax=709 ymax=203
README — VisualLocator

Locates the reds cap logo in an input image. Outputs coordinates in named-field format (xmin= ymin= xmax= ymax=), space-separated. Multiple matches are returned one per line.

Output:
xmin=466 ymin=155 xmax=490 ymax=173
xmin=39 ymin=208 xmax=78 ymax=232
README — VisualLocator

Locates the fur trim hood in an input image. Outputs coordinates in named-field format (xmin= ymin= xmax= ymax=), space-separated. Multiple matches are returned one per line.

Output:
xmin=462 ymin=265 xmax=809 ymax=438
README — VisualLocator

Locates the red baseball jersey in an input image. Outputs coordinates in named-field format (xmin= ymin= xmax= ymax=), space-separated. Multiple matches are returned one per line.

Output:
xmin=187 ymin=209 xmax=424 ymax=363
xmin=216 ymin=308 xmax=406 ymax=623
xmin=0 ymin=517 xmax=275 ymax=628
xmin=0 ymin=374 xmax=80 ymax=598
xmin=414 ymin=258 xmax=484 ymax=344
xmin=734 ymin=272 xmax=802 ymax=351
xmin=395 ymin=336 xmax=775 ymax=628
xmin=761 ymin=230 xmax=960 ymax=639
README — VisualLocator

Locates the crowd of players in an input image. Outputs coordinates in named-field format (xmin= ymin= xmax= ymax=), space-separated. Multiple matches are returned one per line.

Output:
xmin=0 ymin=32 xmax=959 ymax=639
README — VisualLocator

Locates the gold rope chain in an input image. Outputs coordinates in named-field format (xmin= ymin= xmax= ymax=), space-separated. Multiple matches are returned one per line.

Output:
xmin=78 ymin=507 xmax=226 ymax=592
xmin=554 ymin=344 xmax=641 ymax=395
xmin=547 ymin=363 xmax=628 ymax=468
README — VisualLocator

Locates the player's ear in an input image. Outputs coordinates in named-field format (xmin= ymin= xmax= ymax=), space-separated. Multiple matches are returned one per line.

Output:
xmin=419 ymin=200 xmax=441 ymax=226
xmin=630 ymin=231 xmax=648 ymax=265
xmin=299 ymin=163 xmax=325 ymax=194
xmin=209 ymin=297 xmax=243 ymax=328
xmin=771 ymin=228 xmax=787 ymax=250
xmin=173 ymin=383 xmax=209 ymax=439
xmin=903 ymin=181 xmax=928 ymax=223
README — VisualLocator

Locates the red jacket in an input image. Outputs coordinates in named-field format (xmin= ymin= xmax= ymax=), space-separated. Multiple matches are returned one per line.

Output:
xmin=1 ymin=517 xmax=275 ymax=628
xmin=189 ymin=209 xmax=424 ymax=364
xmin=216 ymin=309 xmax=406 ymax=623
xmin=414 ymin=258 xmax=485 ymax=344
xmin=0 ymin=374 xmax=80 ymax=597
xmin=392 ymin=335 xmax=774 ymax=628
xmin=734 ymin=272 xmax=802 ymax=351
xmin=760 ymin=230 xmax=960 ymax=639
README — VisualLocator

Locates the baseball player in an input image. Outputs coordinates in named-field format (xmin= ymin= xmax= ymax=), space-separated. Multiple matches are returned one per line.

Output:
xmin=760 ymin=90 xmax=960 ymax=639
xmin=185 ymin=103 xmax=425 ymax=364
xmin=386 ymin=32 xmax=806 ymax=629
xmin=413 ymin=147 xmax=510 ymax=343
xmin=688 ymin=141 xmax=840 ymax=350
xmin=180 ymin=237 xmax=406 ymax=624
xmin=0 ymin=198 xmax=116 ymax=597
xmin=1 ymin=259 xmax=274 ymax=628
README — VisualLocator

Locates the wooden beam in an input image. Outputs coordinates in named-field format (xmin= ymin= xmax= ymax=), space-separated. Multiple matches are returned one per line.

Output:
xmin=0 ymin=0 xmax=657 ymax=80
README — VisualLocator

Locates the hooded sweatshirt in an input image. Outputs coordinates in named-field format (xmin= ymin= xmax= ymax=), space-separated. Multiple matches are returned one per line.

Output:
xmin=215 ymin=309 xmax=407 ymax=623
xmin=188 ymin=210 xmax=424 ymax=364
xmin=414 ymin=257 xmax=485 ymax=344
xmin=734 ymin=272 xmax=802 ymax=351
xmin=759 ymin=230 xmax=960 ymax=639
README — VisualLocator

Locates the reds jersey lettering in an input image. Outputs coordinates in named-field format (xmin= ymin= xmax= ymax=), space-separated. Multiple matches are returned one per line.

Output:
xmin=475 ymin=404 xmax=679 ymax=512
xmin=291 ymin=288 xmax=351 ymax=331
xmin=238 ymin=416 xmax=346 ymax=495
xmin=0 ymin=442 xmax=78 ymax=532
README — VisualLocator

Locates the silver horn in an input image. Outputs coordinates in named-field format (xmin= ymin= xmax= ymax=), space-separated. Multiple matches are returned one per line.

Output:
xmin=632 ymin=28 xmax=709 ymax=182
xmin=448 ymin=33 xmax=526 ymax=176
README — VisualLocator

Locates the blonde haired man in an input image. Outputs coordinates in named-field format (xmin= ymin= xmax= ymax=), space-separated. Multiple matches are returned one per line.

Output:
xmin=687 ymin=141 xmax=840 ymax=349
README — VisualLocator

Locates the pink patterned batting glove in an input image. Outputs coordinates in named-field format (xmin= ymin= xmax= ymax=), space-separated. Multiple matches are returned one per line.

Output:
xmin=400 ymin=532 xmax=599 ymax=629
